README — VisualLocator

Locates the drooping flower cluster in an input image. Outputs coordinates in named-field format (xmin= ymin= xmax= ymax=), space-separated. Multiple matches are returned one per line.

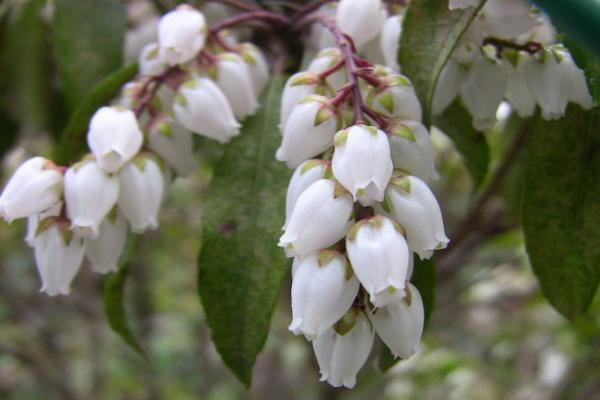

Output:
xmin=438 ymin=0 xmax=592 ymax=129
xmin=0 ymin=4 xmax=268 ymax=296
xmin=278 ymin=0 xmax=448 ymax=388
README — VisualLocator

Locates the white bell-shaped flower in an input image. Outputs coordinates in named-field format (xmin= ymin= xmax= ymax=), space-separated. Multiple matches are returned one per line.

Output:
xmin=85 ymin=211 xmax=127 ymax=274
xmin=312 ymin=309 xmax=374 ymax=388
xmin=279 ymin=179 xmax=353 ymax=257
xmin=64 ymin=158 xmax=119 ymax=238
xmin=87 ymin=106 xmax=143 ymax=173
xmin=524 ymin=46 xmax=592 ymax=120
xmin=306 ymin=3 xmax=337 ymax=51
xmin=380 ymin=15 xmax=403 ymax=71
xmin=215 ymin=52 xmax=259 ymax=120
xmin=277 ymin=95 xmax=338 ymax=168
xmin=332 ymin=125 xmax=393 ymax=206
xmin=383 ymin=174 xmax=449 ymax=259
xmin=139 ymin=42 xmax=168 ymax=77
xmin=366 ymin=74 xmax=422 ymax=121
xmin=239 ymin=43 xmax=269 ymax=96
xmin=307 ymin=48 xmax=347 ymax=90
xmin=370 ymin=283 xmax=424 ymax=359
xmin=290 ymin=250 xmax=360 ymax=338
xmin=346 ymin=216 xmax=410 ymax=307
xmin=504 ymin=52 xmax=536 ymax=118
xmin=25 ymin=203 xmax=62 ymax=247
xmin=336 ymin=0 xmax=387 ymax=49
xmin=460 ymin=53 xmax=509 ymax=130
xmin=148 ymin=115 xmax=197 ymax=176
xmin=284 ymin=160 xmax=330 ymax=229
xmin=480 ymin=0 xmax=540 ymax=40
xmin=449 ymin=0 xmax=479 ymax=9
xmin=34 ymin=218 xmax=85 ymax=296
xmin=0 ymin=157 xmax=63 ymax=222
xmin=173 ymin=76 xmax=240 ymax=143
xmin=157 ymin=5 xmax=207 ymax=66
xmin=280 ymin=72 xmax=320 ymax=129
xmin=432 ymin=59 xmax=464 ymax=115
xmin=118 ymin=154 xmax=164 ymax=233
xmin=387 ymin=119 xmax=438 ymax=182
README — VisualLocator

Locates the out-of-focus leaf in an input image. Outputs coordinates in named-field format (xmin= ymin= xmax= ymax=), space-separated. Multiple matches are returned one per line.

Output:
xmin=522 ymin=41 xmax=600 ymax=319
xmin=398 ymin=0 xmax=486 ymax=126
xmin=379 ymin=258 xmax=436 ymax=372
xmin=104 ymin=263 xmax=146 ymax=358
xmin=53 ymin=0 xmax=127 ymax=111
xmin=0 ymin=107 xmax=18 ymax=159
xmin=54 ymin=63 xmax=138 ymax=165
xmin=197 ymin=78 xmax=290 ymax=387
xmin=435 ymin=100 xmax=489 ymax=189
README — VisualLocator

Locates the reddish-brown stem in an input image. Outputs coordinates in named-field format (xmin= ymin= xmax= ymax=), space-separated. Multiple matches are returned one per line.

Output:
xmin=210 ymin=33 xmax=236 ymax=52
xmin=206 ymin=0 xmax=261 ymax=12
xmin=318 ymin=59 xmax=345 ymax=79
xmin=209 ymin=11 xmax=291 ymax=37
xmin=134 ymin=72 xmax=169 ymax=118
xmin=330 ymin=84 xmax=354 ymax=107
xmin=354 ymin=69 xmax=382 ymax=86
xmin=362 ymin=106 xmax=389 ymax=128
xmin=483 ymin=37 xmax=544 ymax=56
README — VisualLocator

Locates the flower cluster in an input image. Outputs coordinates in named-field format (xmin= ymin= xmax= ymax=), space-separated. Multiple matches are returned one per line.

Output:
xmin=278 ymin=0 xmax=448 ymax=388
xmin=439 ymin=0 xmax=592 ymax=129
xmin=0 ymin=4 xmax=268 ymax=296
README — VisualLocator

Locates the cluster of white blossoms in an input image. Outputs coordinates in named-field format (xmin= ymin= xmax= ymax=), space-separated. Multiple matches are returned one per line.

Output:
xmin=0 ymin=4 xmax=267 ymax=296
xmin=278 ymin=0 xmax=448 ymax=388
xmin=439 ymin=0 xmax=593 ymax=129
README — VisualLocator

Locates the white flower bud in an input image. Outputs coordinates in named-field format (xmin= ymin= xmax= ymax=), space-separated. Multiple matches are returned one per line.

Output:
xmin=449 ymin=0 xmax=479 ymax=9
xmin=307 ymin=48 xmax=347 ymax=90
xmin=85 ymin=212 xmax=127 ymax=274
xmin=118 ymin=155 xmax=164 ymax=233
xmin=524 ymin=46 xmax=592 ymax=120
xmin=239 ymin=43 xmax=269 ymax=96
xmin=284 ymin=160 xmax=329 ymax=229
xmin=214 ymin=52 xmax=259 ymax=120
xmin=387 ymin=119 xmax=438 ymax=182
xmin=277 ymin=95 xmax=338 ymax=168
xmin=380 ymin=15 xmax=403 ymax=71
xmin=336 ymin=0 xmax=387 ymax=49
xmin=290 ymin=251 xmax=360 ymax=338
xmin=158 ymin=5 xmax=207 ymax=66
xmin=460 ymin=54 xmax=509 ymax=130
xmin=34 ymin=218 xmax=85 ymax=296
xmin=279 ymin=179 xmax=353 ymax=257
xmin=504 ymin=52 xmax=537 ymax=118
xmin=173 ymin=76 xmax=240 ymax=143
xmin=64 ymin=159 xmax=119 ymax=238
xmin=383 ymin=174 xmax=449 ymax=259
xmin=366 ymin=74 xmax=422 ymax=121
xmin=280 ymin=72 xmax=319 ymax=129
xmin=332 ymin=125 xmax=393 ymax=206
xmin=25 ymin=203 xmax=62 ymax=247
xmin=346 ymin=216 xmax=410 ymax=307
xmin=370 ymin=283 xmax=424 ymax=359
xmin=432 ymin=59 xmax=464 ymax=115
xmin=312 ymin=309 xmax=374 ymax=388
xmin=148 ymin=115 xmax=197 ymax=176
xmin=139 ymin=43 xmax=168 ymax=77
xmin=480 ymin=0 xmax=541 ymax=40
xmin=87 ymin=107 xmax=144 ymax=173
xmin=0 ymin=157 xmax=63 ymax=222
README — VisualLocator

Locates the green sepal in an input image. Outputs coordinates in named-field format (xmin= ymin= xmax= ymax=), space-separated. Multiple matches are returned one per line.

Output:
xmin=389 ymin=122 xmax=417 ymax=141
xmin=334 ymin=128 xmax=350 ymax=146
xmin=317 ymin=250 xmax=340 ymax=267
xmin=378 ymin=91 xmax=395 ymax=114
xmin=333 ymin=307 xmax=359 ymax=336
xmin=290 ymin=72 xmax=319 ymax=87
xmin=314 ymin=106 xmax=335 ymax=127
xmin=333 ymin=181 xmax=349 ymax=198
xmin=390 ymin=175 xmax=411 ymax=194
xmin=300 ymin=159 xmax=327 ymax=175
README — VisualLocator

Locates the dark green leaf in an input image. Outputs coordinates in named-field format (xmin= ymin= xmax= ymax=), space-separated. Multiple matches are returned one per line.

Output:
xmin=0 ymin=106 xmax=18 ymax=160
xmin=54 ymin=63 xmax=138 ymax=165
xmin=197 ymin=78 xmax=290 ymax=387
xmin=379 ymin=258 xmax=436 ymax=372
xmin=104 ymin=263 xmax=146 ymax=358
xmin=434 ymin=100 xmax=489 ymax=189
xmin=522 ymin=42 xmax=600 ymax=319
xmin=53 ymin=0 xmax=127 ymax=111
xmin=398 ymin=0 xmax=486 ymax=126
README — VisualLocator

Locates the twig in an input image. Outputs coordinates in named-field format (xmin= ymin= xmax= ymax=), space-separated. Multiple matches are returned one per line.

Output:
xmin=209 ymin=10 xmax=292 ymax=36
xmin=206 ymin=0 xmax=261 ymax=12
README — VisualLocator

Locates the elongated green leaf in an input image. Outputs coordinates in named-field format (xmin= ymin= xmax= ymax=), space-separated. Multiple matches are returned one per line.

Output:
xmin=54 ymin=63 xmax=138 ymax=165
xmin=398 ymin=0 xmax=486 ymax=126
xmin=53 ymin=0 xmax=127 ymax=110
xmin=104 ymin=263 xmax=146 ymax=357
xmin=0 ymin=106 xmax=17 ymax=159
xmin=197 ymin=78 xmax=290 ymax=387
xmin=522 ymin=42 xmax=600 ymax=319
xmin=379 ymin=258 xmax=436 ymax=372
xmin=434 ymin=100 xmax=489 ymax=189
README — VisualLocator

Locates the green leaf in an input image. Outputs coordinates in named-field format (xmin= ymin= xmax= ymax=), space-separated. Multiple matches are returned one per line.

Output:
xmin=197 ymin=78 xmax=290 ymax=387
xmin=103 ymin=263 xmax=146 ymax=358
xmin=522 ymin=42 xmax=600 ymax=319
xmin=434 ymin=100 xmax=489 ymax=189
xmin=0 ymin=106 xmax=18 ymax=159
xmin=54 ymin=63 xmax=138 ymax=165
xmin=53 ymin=0 xmax=127 ymax=111
xmin=379 ymin=258 xmax=436 ymax=372
xmin=398 ymin=0 xmax=486 ymax=126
